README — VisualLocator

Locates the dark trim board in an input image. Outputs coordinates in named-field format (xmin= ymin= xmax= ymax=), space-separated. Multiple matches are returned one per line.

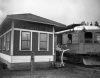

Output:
xmin=14 ymin=20 xmax=53 ymax=32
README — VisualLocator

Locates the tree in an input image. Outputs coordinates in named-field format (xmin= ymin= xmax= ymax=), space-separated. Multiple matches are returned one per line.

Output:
xmin=81 ymin=21 xmax=86 ymax=25
xmin=82 ymin=26 xmax=86 ymax=32
xmin=86 ymin=22 xmax=89 ymax=26
xmin=95 ymin=21 xmax=99 ymax=26
xmin=90 ymin=22 xmax=93 ymax=26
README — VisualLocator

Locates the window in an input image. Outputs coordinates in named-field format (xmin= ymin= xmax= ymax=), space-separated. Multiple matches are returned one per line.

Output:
xmin=94 ymin=32 xmax=100 ymax=43
xmin=62 ymin=33 xmax=68 ymax=44
xmin=6 ymin=31 xmax=11 ymax=50
xmin=20 ymin=31 xmax=31 ymax=51
xmin=38 ymin=33 xmax=49 ymax=51
xmin=0 ymin=37 xmax=1 ymax=50
xmin=84 ymin=32 xmax=92 ymax=43
xmin=67 ymin=34 xmax=72 ymax=43
xmin=72 ymin=33 xmax=78 ymax=43
xmin=3 ymin=34 xmax=6 ymax=50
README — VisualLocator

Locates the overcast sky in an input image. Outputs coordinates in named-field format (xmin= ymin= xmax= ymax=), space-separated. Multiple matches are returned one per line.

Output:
xmin=0 ymin=0 xmax=100 ymax=25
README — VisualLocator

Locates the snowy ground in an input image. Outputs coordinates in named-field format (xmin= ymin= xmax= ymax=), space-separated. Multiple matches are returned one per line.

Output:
xmin=0 ymin=64 xmax=100 ymax=78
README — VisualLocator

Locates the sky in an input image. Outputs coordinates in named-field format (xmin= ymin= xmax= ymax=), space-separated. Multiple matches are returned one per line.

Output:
xmin=0 ymin=0 xmax=100 ymax=25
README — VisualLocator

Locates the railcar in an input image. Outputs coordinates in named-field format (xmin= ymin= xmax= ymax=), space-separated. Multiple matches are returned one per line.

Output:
xmin=55 ymin=25 xmax=100 ymax=65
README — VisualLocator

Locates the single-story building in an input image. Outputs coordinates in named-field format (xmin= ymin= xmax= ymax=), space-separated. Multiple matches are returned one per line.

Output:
xmin=0 ymin=13 xmax=66 ymax=70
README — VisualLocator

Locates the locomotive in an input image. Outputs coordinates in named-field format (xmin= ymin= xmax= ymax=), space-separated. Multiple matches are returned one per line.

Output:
xmin=55 ymin=23 xmax=100 ymax=65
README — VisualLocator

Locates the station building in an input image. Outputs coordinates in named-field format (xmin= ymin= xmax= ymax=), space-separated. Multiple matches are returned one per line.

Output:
xmin=0 ymin=13 xmax=66 ymax=70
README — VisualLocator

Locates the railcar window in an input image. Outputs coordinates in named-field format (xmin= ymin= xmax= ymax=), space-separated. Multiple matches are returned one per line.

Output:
xmin=62 ymin=33 xmax=68 ymax=44
xmin=94 ymin=32 xmax=100 ymax=43
xmin=84 ymin=32 xmax=92 ymax=43
xmin=67 ymin=34 xmax=72 ymax=43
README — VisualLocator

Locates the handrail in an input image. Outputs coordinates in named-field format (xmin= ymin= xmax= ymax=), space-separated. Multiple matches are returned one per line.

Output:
xmin=60 ymin=49 xmax=70 ymax=66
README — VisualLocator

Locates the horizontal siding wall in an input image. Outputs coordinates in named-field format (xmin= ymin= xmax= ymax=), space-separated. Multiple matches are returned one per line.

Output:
xmin=0 ymin=53 xmax=11 ymax=63
xmin=0 ymin=53 xmax=53 ymax=63
xmin=11 ymin=55 xmax=53 ymax=63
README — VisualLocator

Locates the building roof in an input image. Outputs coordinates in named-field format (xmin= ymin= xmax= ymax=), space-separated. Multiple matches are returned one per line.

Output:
xmin=7 ymin=13 xmax=66 ymax=28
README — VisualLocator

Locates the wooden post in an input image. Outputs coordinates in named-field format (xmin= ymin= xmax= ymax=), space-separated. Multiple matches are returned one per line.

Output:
xmin=54 ymin=49 xmax=56 ymax=62
xmin=31 ymin=51 xmax=34 ymax=77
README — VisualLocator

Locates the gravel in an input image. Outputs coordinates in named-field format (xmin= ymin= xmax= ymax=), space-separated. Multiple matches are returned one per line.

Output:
xmin=0 ymin=64 xmax=100 ymax=78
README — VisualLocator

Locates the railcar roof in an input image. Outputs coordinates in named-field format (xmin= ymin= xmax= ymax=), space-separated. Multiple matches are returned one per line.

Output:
xmin=74 ymin=25 xmax=100 ymax=30
xmin=56 ymin=25 xmax=100 ymax=34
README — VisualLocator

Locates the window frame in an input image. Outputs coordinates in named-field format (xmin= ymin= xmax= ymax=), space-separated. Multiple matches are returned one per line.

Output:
xmin=84 ymin=32 xmax=93 ymax=43
xmin=94 ymin=32 xmax=100 ymax=43
xmin=67 ymin=33 xmax=72 ymax=44
xmin=0 ymin=37 xmax=1 ymax=50
xmin=3 ymin=34 xmax=6 ymax=50
xmin=6 ymin=31 xmax=11 ymax=51
xmin=62 ymin=33 xmax=68 ymax=45
xmin=19 ymin=30 xmax=32 ymax=51
xmin=38 ymin=32 xmax=49 ymax=51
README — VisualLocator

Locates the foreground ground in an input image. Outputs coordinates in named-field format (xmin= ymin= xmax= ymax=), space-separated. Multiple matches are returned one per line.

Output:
xmin=0 ymin=64 xmax=100 ymax=78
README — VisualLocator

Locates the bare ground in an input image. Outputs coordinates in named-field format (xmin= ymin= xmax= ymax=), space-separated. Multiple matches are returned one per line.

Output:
xmin=0 ymin=64 xmax=100 ymax=78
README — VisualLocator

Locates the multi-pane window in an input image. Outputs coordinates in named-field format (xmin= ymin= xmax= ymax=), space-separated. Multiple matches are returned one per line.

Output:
xmin=21 ymin=31 xmax=31 ymax=50
xmin=3 ymin=34 xmax=6 ymax=50
xmin=39 ymin=33 xmax=49 ymax=51
xmin=6 ymin=31 xmax=10 ymax=50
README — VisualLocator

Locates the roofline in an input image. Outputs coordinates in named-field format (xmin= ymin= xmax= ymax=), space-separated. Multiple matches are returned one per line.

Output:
xmin=0 ymin=17 xmax=7 ymax=29
xmin=7 ymin=16 xmax=66 ymax=28
xmin=55 ymin=29 xmax=73 ymax=34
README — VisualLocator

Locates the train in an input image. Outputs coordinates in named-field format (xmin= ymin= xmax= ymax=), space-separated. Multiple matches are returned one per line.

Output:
xmin=55 ymin=23 xmax=100 ymax=65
